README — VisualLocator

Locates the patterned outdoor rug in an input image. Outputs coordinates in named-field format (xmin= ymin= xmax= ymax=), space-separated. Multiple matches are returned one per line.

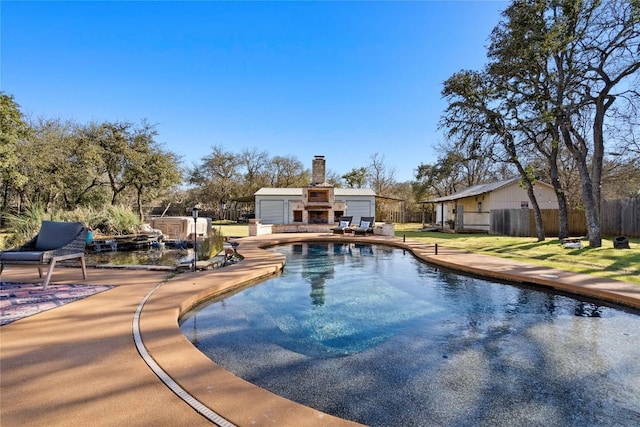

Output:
xmin=0 ymin=282 xmax=115 ymax=326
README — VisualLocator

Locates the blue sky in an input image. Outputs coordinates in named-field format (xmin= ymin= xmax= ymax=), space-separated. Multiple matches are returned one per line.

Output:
xmin=1 ymin=0 xmax=508 ymax=182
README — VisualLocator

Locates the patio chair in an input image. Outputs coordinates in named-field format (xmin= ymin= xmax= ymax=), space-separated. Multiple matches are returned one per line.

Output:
xmin=331 ymin=216 xmax=353 ymax=234
xmin=0 ymin=220 xmax=88 ymax=290
xmin=352 ymin=217 xmax=375 ymax=236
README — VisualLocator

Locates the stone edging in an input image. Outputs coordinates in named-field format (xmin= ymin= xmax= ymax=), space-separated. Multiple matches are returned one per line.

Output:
xmin=137 ymin=234 xmax=640 ymax=426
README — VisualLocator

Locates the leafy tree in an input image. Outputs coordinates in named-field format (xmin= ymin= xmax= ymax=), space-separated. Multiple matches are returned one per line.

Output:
xmin=441 ymin=69 xmax=548 ymax=241
xmin=124 ymin=122 xmax=182 ymax=220
xmin=1 ymin=96 xmax=183 ymax=220
xmin=85 ymin=121 xmax=131 ymax=205
xmin=501 ymin=0 xmax=640 ymax=247
xmin=24 ymin=118 xmax=85 ymax=211
xmin=188 ymin=145 xmax=241 ymax=217
xmin=60 ymin=122 xmax=110 ymax=208
xmin=413 ymin=143 xmax=505 ymax=205
xmin=341 ymin=167 xmax=369 ymax=188
xmin=76 ymin=120 xmax=183 ymax=215
xmin=0 ymin=92 xmax=30 ymax=222
xmin=440 ymin=0 xmax=639 ymax=246
xmin=485 ymin=0 xmax=573 ymax=238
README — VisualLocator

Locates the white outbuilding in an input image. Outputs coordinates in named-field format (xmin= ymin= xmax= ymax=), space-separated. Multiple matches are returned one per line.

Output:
xmin=255 ymin=187 xmax=376 ymax=225
xmin=253 ymin=156 xmax=376 ymax=233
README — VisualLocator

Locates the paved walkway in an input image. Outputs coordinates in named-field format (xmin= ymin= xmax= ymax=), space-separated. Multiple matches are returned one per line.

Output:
xmin=1 ymin=234 xmax=638 ymax=426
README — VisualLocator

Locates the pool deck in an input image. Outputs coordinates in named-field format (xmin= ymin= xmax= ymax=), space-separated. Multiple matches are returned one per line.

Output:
xmin=1 ymin=233 xmax=638 ymax=426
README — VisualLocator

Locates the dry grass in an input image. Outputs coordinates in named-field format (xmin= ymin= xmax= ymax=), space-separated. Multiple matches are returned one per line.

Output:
xmin=216 ymin=224 xmax=250 ymax=238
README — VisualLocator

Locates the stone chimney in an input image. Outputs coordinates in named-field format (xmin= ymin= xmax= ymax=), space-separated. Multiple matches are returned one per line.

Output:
xmin=300 ymin=155 xmax=343 ymax=224
xmin=311 ymin=155 xmax=326 ymax=185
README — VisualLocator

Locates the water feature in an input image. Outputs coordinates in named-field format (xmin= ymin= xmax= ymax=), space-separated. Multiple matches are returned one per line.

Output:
xmin=85 ymin=247 xmax=193 ymax=267
xmin=180 ymin=242 xmax=640 ymax=426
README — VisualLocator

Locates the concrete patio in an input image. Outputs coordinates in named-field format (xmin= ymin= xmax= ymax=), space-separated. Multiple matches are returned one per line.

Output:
xmin=1 ymin=234 xmax=638 ymax=426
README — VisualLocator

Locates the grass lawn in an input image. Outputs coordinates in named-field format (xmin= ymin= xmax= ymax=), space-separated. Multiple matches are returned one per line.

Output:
xmin=214 ymin=223 xmax=250 ymax=238
xmin=395 ymin=224 xmax=640 ymax=284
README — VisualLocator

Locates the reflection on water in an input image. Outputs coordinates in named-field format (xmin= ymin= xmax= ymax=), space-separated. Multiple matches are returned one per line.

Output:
xmin=85 ymin=248 xmax=191 ymax=267
xmin=180 ymin=243 xmax=640 ymax=427
xmin=300 ymin=243 xmax=333 ymax=306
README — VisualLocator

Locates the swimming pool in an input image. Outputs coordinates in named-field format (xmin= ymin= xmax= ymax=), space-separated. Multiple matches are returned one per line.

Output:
xmin=180 ymin=242 xmax=640 ymax=426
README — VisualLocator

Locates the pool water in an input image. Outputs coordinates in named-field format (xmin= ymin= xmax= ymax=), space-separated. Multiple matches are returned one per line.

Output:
xmin=180 ymin=242 xmax=640 ymax=426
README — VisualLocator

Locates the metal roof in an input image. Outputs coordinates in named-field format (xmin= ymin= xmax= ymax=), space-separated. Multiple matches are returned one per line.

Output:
xmin=422 ymin=178 xmax=522 ymax=203
xmin=254 ymin=187 xmax=376 ymax=197
xmin=335 ymin=188 xmax=376 ymax=196
xmin=254 ymin=188 xmax=303 ymax=196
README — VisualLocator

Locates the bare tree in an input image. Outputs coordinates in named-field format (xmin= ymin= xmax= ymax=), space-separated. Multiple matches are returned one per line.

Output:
xmin=238 ymin=148 xmax=269 ymax=196
xmin=265 ymin=155 xmax=309 ymax=188
xmin=552 ymin=0 xmax=639 ymax=246
xmin=367 ymin=153 xmax=396 ymax=196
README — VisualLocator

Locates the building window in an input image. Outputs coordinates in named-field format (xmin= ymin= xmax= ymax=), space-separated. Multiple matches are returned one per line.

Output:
xmin=477 ymin=202 xmax=482 ymax=212
xmin=293 ymin=210 xmax=303 ymax=222
xmin=521 ymin=201 xmax=529 ymax=208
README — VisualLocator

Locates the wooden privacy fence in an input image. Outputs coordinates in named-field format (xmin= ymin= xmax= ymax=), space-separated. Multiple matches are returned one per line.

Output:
xmin=491 ymin=199 xmax=640 ymax=238
xmin=531 ymin=209 xmax=588 ymax=237
xmin=600 ymin=199 xmax=640 ymax=238
xmin=491 ymin=209 xmax=589 ymax=237
xmin=490 ymin=209 xmax=532 ymax=237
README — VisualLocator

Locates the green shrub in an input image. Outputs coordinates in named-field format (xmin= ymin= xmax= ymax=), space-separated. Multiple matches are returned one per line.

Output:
xmin=89 ymin=205 xmax=142 ymax=235
xmin=58 ymin=206 xmax=100 ymax=228
xmin=1 ymin=205 xmax=53 ymax=248
xmin=0 ymin=205 xmax=144 ymax=249
xmin=197 ymin=227 xmax=225 ymax=261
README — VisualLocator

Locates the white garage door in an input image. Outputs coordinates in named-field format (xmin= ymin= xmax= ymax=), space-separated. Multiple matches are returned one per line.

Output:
xmin=259 ymin=200 xmax=284 ymax=224
xmin=346 ymin=200 xmax=373 ymax=224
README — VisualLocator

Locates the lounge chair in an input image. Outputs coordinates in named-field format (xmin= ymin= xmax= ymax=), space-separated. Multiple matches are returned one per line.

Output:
xmin=352 ymin=217 xmax=375 ymax=236
xmin=331 ymin=216 xmax=353 ymax=234
xmin=0 ymin=220 xmax=88 ymax=290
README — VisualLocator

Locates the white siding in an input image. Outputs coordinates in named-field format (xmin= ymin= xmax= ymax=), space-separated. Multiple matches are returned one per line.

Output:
xmin=255 ymin=187 xmax=375 ymax=224
xmin=345 ymin=200 xmax=374 ymax=224
xmin=258 ymin=200 xmax=285 ymax=224
xmin=491 ymin=182 xmax=559 ymax=210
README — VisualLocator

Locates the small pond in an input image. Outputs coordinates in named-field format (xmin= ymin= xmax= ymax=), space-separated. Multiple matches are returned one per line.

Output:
xmin=85 ymin=247 xmax=193 ymax=267
xmin=180 ymin=242 xmax=640 ymax=427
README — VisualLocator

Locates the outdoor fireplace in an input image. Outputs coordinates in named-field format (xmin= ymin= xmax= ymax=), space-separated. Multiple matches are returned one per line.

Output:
xmin=252 ymin=154 xmax=376 ymax=234
xmin=299 ymin=155 xmax=345 ymax=225
xmin=308 ymin=211 xmax=329 ymax=224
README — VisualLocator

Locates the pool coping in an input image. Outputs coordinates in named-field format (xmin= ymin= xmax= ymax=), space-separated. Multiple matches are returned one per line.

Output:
xmin=138 ymin=233 xmax=640 ymax=427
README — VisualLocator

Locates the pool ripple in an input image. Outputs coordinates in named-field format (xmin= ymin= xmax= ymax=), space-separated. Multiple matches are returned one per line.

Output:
xmin=180 ymin=243 xmax=640 ymax=427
